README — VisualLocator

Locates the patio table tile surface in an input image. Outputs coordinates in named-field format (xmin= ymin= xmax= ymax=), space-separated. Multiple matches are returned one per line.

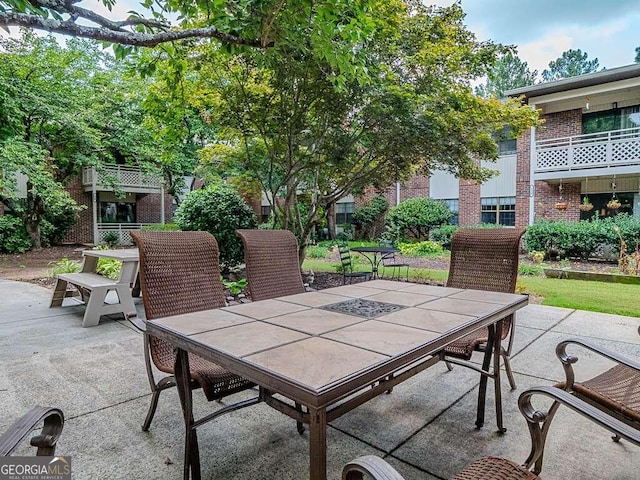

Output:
xmin=318 ymin=284 xmax=387 ymax=298
xmin=397 ymin=284 xmax=463 ymax=296
xmin=244 ymin=337 xmax=389 ymax=389
xmin=190 ymin=322 xmax=309 ymax=356
xmin=378 ymin=308 xmax=476 ymax=333
xmin=417 ymin=297 xmax=510 ymax=317
xmin=361 ymin=290 xmax=439 ymax=307
xmin=277 ymin=291 xmax=353 ymax=307
xmin=152 ymin=309 xmax=254 ymax=335
xmin=321 ymin=319 xmax=441 ymax=356
xmin=261 ymin=308 xmax=367 ymax=335
xmin=220 ymin=298 xmax=309 ymax=320
xmin=448 ymin=289 xmax=526 ymax=304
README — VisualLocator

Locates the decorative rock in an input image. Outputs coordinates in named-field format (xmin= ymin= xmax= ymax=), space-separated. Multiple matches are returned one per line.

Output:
xmin=238 ymin=293 xmax=246 ymax=299
xmin=226 ymin=296 xmax=235 ymax=302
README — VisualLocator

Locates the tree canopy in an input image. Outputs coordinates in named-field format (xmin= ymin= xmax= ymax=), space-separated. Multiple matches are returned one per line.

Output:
xmin=541 ymin=49 xmax=600 ymax=82
xmin=475 ymin=52 xmax=538 ymax=98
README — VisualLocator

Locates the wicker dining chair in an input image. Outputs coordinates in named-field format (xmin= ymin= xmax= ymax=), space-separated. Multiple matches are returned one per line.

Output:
xmin=517 ymin=331 xmax=640 ymax=474
xmin=236 ymin=229 xmax=306 ymax=301
xmin=0 ymin=406 xmax=64 ymax=457
xmin=130 ymin=231 xmax=257 ymax=432
xmin=440 ymin=227 xmax=525 ymax=432
xmin=338 ymin=243 xmax=372 ymax=285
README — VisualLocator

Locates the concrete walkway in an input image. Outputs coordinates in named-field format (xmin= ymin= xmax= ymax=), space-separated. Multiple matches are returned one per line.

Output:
xmin=0 ymin=279 xmax=638 ymax=479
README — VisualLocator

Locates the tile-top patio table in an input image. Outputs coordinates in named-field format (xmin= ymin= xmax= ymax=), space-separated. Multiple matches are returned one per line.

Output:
xmin=146 ymin=279 xmax=528 ymax=480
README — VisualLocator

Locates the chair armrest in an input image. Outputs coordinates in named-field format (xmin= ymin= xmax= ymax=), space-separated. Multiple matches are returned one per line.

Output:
xmin=518 ymin=386 xmax=640 ymax=470
xmin=342 ymin=455 xmax=406 ymax=480
xmin=0 ymin=407 xmax=64 ymax=457
xmin=555 ymin=337 xmax=640 ymax=389
xmin=126 ymin=313 xmax=147 ymax=333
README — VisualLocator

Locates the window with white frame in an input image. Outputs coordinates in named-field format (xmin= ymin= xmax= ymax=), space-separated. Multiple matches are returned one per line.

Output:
xmin=336 ymin=202 xmax=355 ymax=224
xmin=481 ymin=197 xmax=516 ymax=226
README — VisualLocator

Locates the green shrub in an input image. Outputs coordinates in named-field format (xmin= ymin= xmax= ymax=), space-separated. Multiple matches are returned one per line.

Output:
xmin=0 ymin=215 xmax=31 ymax=253
xmin=353 ymin=195 xmax=388 ymax=239
xmin=430 ymin=225 xmax=458 ymax=248
xmin=385 ymin=198 xmax=453 ymax=240
xmin=141 ymin=223 xmax=180 ymax=231
xmin=222 ymin=277 xmax=247 ymax=295
xmin=42 ymin=204 xmax=76 ymax=246
xmin=47 ymin=257 xmax=81 ymax=277
xmin=398 ymin=240 xmax=443 ymax=257
xmin=306 ymin=245 xmax=330 ymax=259
xmin=518 ymin=264 xmax=542 ymax=276
xmin=524 ymin=214 xmax=640 ymax=260
xmin=102 ymin=231 xmax=120 ymax=247
xmin=174 ymin=184 xmax=258 ymax=269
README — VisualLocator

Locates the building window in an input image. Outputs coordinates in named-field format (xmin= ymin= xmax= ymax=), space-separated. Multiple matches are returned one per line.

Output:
xmin=260 ymin=206 xmax=271 ymax=223
xmin=580 ymin=192 xmax=634 ymax=220
xmin=481 ymin=197 xmax=515 ymax=226
xmin=336 ymin=202 xmax=355 ymax=224
xmin=100 ymin=202 xmax=135 ymax=223
xmin=583 ymin=104 xmax=640 ymax=134
xmin=440 ymin=199 xmax=459 ymax=225
xmin=496 ymin=126 xmax=517 ymax=155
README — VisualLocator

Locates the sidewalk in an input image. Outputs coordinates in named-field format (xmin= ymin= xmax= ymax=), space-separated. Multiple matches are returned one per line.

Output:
xmin=0 ymin=279 xmax=638 ymax=479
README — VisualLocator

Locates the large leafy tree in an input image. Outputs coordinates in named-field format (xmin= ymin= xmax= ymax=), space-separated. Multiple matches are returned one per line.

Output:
xmin=541 ymin=49 xmax=600 ymax=82
xmin=475 ymin=52 xmax=538 ymax=98
xmin=182 ymin=2 xmax=539 ymax=259
xmin=0 ymin=0 xmax=379 ymax=86
xmin=635 ymin=46 xmax=640 ymax=63
xmin=0 ymin=31 xmax=161 ymax=247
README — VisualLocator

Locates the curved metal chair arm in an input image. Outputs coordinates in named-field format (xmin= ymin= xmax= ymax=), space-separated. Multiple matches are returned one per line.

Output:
xmin=555 ymin=338 xmax=640 ymax=389
xmin=342 ymin=455 xmax=406 ymax=480
xmin=0 ymin=407 xmax=64 ymax=457
xmin=518 ymin=386 xmax=640 ymax=473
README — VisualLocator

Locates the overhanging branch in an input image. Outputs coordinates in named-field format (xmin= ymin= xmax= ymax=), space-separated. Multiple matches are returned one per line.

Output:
xmin=0 ymin=11 xmax=269 ymax=47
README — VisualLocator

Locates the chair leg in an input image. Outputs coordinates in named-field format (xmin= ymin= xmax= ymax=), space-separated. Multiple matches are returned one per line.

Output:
xmin=143 ymin=388 xmax=162 ymax=432
xmin=503 ymin=353 xmax=517 ymax=390
xmin=445 ymin=360 xmax=454 ymax=371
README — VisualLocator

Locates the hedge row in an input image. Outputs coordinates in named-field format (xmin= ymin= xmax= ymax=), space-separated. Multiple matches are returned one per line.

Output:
xmin=524 ymin=214 xmax=640 ymax=260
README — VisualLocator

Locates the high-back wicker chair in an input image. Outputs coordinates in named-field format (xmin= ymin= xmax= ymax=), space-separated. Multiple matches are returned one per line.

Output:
xmin=441 ymin=227 xmax=525 ymax=432
xmin=131 ymin=231 xmax=256 ymax=431
xmin=236 ymin=229 xmax=306 ymax=301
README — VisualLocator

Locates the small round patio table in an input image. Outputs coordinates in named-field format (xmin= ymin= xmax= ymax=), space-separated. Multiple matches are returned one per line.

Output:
xmin=350 ymin=246 xmax=399 ymax=279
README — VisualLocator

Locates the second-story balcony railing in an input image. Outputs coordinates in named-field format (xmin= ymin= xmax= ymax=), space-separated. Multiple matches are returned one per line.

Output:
xmin=534 ymin=126 xmax=640 ymax=180
xmin=82 ymin=165 xmax=163 ymax=193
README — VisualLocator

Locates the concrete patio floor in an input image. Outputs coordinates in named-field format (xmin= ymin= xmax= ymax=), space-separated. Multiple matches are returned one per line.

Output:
xmin=0 ymin=278 xmax=638 ymax=479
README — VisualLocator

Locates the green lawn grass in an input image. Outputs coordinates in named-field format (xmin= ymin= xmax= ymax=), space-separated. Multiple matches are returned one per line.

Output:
xmin=302 ymin=258 xmax=640 ymax=318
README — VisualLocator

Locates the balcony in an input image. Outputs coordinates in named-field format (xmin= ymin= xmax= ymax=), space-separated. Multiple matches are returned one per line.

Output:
xmin=534 ymin=126 xmax=640 ymax=181
xmin=82 ymin=165 xmax=163 ymax=193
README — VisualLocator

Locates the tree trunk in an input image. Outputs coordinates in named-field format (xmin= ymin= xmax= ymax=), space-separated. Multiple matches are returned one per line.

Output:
xmin=326 ymin=202 xmax=336 ymax=239
xmin=24 ymin=216 xmax=41 ymax=249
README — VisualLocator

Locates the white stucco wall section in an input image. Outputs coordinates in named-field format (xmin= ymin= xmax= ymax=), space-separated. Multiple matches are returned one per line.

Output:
xmin=480 ymin=154 xmax=517 ymax=198
xmin=429 ymin=170 xmax=459 ymax=199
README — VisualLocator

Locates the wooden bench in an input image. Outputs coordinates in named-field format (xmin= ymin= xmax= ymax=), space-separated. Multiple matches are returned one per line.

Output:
xmin=49 ymin=273 xmax=137 ymax=327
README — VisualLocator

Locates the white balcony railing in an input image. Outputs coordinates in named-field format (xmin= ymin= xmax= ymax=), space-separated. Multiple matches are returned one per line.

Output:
xmin=97 ymin=223 xmax=156 ymax=245
xmin=82 ymin=165 xmax=163 ymax=192
xmin=534 ymin=126 xmax=640 ymax=180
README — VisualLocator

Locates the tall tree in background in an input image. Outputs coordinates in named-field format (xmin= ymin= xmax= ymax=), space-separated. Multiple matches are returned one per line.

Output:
xmin=635 ymin=46 xmax=640 ymax=63
xmin=541 ymin=49 xmax=600 ymax=82
xmin=186 ymin=2 xmax=539 ymax=258
xmin=475 ymin=52 xmax=538 ymax=98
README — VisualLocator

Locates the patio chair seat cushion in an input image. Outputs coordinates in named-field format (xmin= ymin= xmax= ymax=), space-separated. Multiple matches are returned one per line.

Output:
xmin=556 ymin=364 xmax=640 ymax=424
xmin=452 ymin=456 xmax=539 ymax=480
xmin=443 ymin=321 xmax=511 ymax=360
xmin=151 ymin=337 xmax=254 ymax=401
